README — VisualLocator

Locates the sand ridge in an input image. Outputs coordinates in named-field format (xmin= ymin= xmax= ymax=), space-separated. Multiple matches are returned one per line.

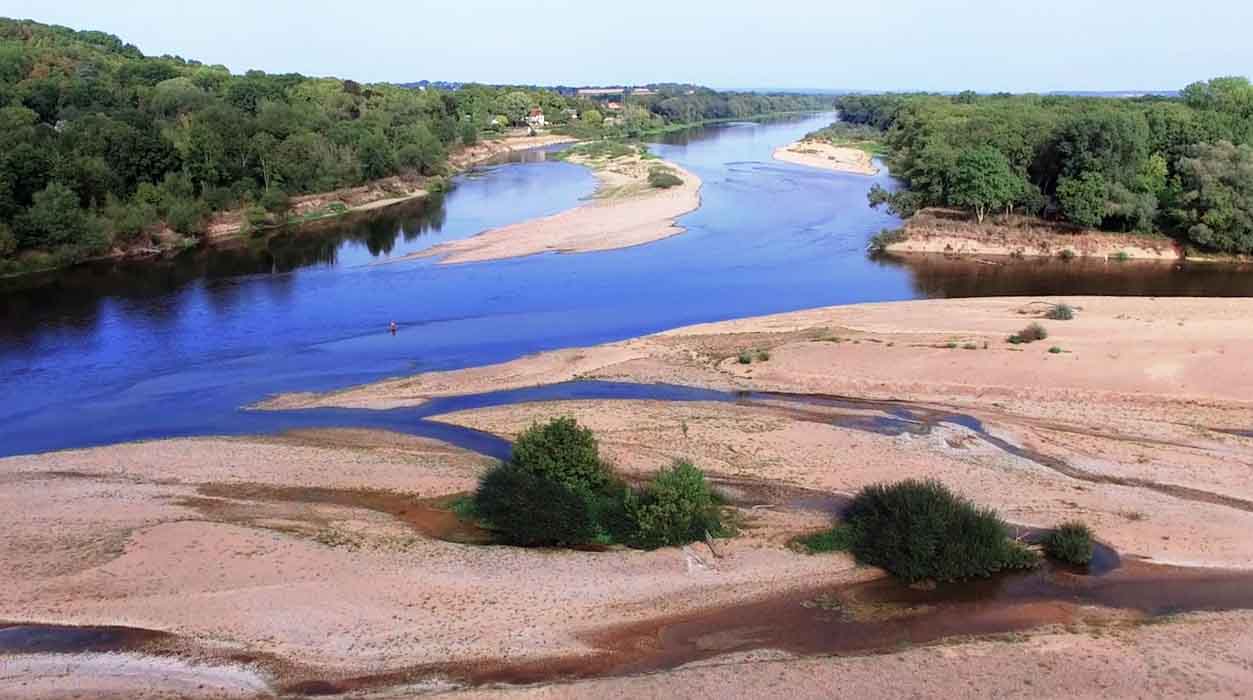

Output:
xmin=773 ymin=140 xmax=879 ymax=175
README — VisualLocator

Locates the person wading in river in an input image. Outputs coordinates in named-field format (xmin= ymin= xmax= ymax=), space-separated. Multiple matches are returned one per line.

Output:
xmin=389 ymin=321 xmax=398 ymax=336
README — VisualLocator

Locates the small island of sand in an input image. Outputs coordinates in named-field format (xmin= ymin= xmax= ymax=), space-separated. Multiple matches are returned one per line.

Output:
xmin=773 ymin=139 xmax=879 ymax=175
xmin=405 ymin=145 xmax=702 ymax=265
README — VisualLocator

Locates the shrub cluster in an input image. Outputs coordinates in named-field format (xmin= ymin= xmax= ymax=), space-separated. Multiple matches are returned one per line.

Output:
xmin=471 ymin=417 xmax=720 ymax=549
xmin=839 ymin=479 xmax=1039 ymax=583
xmin=1044 ymin=304 xmax=1075 ymax=320
xmin=648 ymin=166 xmax=684 ymax=189
xmin=1008 ymin=322 xmax=1049 ymax=344
xmin=1043 ymin=521 xmax=1095 ymax=565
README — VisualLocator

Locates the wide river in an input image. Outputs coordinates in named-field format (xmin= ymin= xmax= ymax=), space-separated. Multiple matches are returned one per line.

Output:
xmin=3 ymin=113 xmax=1252 ymax=457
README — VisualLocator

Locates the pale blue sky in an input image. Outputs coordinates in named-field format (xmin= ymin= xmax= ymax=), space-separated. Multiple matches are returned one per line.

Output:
xmin=4 ymin=0 xmax=1251 ymax=91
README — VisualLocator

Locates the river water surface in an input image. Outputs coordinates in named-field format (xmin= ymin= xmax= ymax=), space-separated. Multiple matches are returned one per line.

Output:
xmin=3 ymin=113 xmax=1252 ymax=456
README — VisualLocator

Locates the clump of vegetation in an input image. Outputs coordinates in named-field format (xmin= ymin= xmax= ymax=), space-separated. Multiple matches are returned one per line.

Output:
xmin=794 ymin=524 xmax=856 ymax=554
xmin=737 ymin=351 xmax=753 ymax=364
xmin=1058 ymin=248 xmax=1077 ymax=261
xmin=1045 ymin=303 xmax=1075 ymax=320
xmin=839 ymin=479 xmax=1039 ymax=583
xmin=962 ymin=342 xmax=979 ymax=350
xmin=1048 ymin=346 xmax=1064 ymax=354
xmin=1008 ymin=322 xmax=1049 ymax=344
xmin=647 ymin=166 xmax=684 ymax=189
xmin=756 ymin=350 xmax=771 ymax=362
xmin=626 ymin=460 xmax=722 ymax=549
xmin=867 ymin=227 xmax=907 ymax=254
xmin=469 ymin=417 xmax=724 ymax=550
xmin=560 ymin=140 xmax=637 ymax=161
xmin=1043 ymin=521 xmax=1095 ymax=565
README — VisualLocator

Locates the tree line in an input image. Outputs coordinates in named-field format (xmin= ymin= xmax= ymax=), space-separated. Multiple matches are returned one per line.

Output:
xmin=839 ymin=79 xmax=1253 ymax=254
xmin=0 ymin=18 xmax=830 ymax=275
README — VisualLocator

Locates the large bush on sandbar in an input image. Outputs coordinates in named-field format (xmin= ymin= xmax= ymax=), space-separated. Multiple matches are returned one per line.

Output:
xmin=472 ymin=462 xmax=598 ymax=546
xmin=627 ymin=460 xmax=722 ymax=549
xmin=843 ymin=479 xmax=1038 ymax=583
xmin=510 ymin=416 xmax=607 ymax=492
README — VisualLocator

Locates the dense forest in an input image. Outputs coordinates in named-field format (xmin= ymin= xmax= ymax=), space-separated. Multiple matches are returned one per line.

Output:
xmin=835 ymin=79 xmax=1253 ymax=254
xmin=0 ymin=18 xmax=827 ymax=275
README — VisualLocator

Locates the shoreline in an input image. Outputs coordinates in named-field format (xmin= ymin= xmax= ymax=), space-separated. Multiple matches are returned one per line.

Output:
xmin=883 ymin=207 xmax=1253 ymax=263
xmin=7 ymin=295 xmax=1253 ymax=696
xmin=389 ymin=151 xmax=702 ymax=266
xmin=772 ymin=139 xmax=879 ymax=175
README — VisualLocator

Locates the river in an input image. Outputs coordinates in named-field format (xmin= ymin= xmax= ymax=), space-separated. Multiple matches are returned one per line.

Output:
xmin=2 ymin=113 xmax=1252 ymax=457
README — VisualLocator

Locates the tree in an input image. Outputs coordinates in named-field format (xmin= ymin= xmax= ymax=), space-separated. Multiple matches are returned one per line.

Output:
xmin=509 ymin=417 xmax=606 ymax=493
xmin=1171 ymin=141 xmax=1253 ymax=253
xmin=1056 ymin=172 xmax=1108 ymax=228
xmin=949 ymin=147 xmax=1022 ymax=222
xmin=17 ymin=181 xmax=91 ymax=247
xmin=582 ymin=108 xmax=603 ymax=126
xmin=498 ymin=91 xmax=532 ymax=126
xmin=459 ymin=118 xmax=478 ymax=146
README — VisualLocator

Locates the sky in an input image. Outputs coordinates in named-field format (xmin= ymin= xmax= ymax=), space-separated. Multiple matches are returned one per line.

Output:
xmin=3 ymin=0 xmax=1252 ymax=92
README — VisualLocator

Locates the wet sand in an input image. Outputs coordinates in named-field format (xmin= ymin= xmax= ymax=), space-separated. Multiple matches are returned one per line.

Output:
xmin=773 ymin=140 xmax=878 ymax=175
xmin=401 ymin=153 xmax=702 ymax=265
xmin=7 ymin=297 xmax=1253 ymax=696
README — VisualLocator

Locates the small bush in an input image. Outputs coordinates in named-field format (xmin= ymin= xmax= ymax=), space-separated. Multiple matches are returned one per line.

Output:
xmin=472 ymin=463 xmax=597 ymax=546
xmin=1111 ymin=250 xmax=1131 ymax=262
xmin=795 ymin=525 xmax=855 ymax=554
xmin=1048 ymin=346 xmax=1064 ymax=354
xmin=510 ymin=416 xmax=608 ymax=492
xmin=648 ymin=167 xmax=683 ymax=189
xmin=867 ymin=227 xmax=906 ymax=254
xmin=1058 ymin=248 xmax=1076 ymax=261
xmin=165 ymin=199 xmax=208 ymax=236
xmin=1043 ymin=521 xmax=1095 ymax=565
xmin=756 ymin=350 xmax=771 ymax=362
xmin=1008 ymin=322 xmax=1048 ymax=344
xmin=737 ymin=351 xmax=753 ymax=364
xmin=843 ymin=479 xmax=1038 ymax=583
xmin=627 ymin=460 xmax=721 ymax=549
xmin=1045 ymin=304 xmax=1075 ymax=321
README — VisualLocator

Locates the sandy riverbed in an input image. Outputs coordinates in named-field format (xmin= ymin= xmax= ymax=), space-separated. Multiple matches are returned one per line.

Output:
xmin=773 ymin=140 xmax=878 ymax=175
xmin=7 ymin=296 xmax=1253 ymax=697
xmin=398 ymin=152 xmax=702 ymax=265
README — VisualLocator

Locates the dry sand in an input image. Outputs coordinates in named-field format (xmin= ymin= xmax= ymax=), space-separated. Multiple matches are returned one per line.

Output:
xmin=8 ymin=297 xmax=1253 ymax=697
xmin=401 ymin=153 xmax=701 ymax=265
xmin=773 ymin=140 xmax=878 ymax=175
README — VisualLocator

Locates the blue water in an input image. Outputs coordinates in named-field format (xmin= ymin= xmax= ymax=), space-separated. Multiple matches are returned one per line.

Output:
xmin=2 ymin=114 xmax=1251 ymax=457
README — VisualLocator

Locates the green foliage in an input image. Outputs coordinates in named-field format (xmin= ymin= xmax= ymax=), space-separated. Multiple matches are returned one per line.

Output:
xmin=459 ymin=119 xmax=478 ymax=146
xmin=842 ymin=479 xmax=1039 ymax=583
xmin=510 ymin=416 xmax=607 ymax=493
xmin=949 ymin=147 xmax=1023 ymax=222
xmin=737 ymin=351 xmax=753 ymax=364
xmin=647 ymin=167 xmax=683 ymax=189
xmin=626 ymin=460 xmax=722 ymax=549
xmin=17 ymin=181 xmax=93 ymax=248
xmin=1043 ymin=521 xmax=1095 ymax=565
xmin=1171 ymin=141 xmax=1253 ymax=253
xmin=867 ymin=227 xmax=906 ymax=253
xmin=0 ymin=222 xmax=16 ymax=258
xmin=1048 ymin=346 xmax=1064 ymax=354
xmin=845 ymin=79 xmax=1253 ymax=252
xmin=1044 ymin=304 xmax=1075 ymax=320
xmin=1056 ymin=172 xmax=1108 ymax=228
xmin=1008 ymin=322 xmax=1049 ymax=344
xmin=795 ymin=525 xmax=855 ymax=554
xmin=472 ymin=462 xmax=598 ymax=547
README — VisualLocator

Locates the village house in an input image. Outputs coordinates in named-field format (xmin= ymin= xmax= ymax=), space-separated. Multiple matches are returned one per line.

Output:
xmin=526 ymin=107 xmax=546 ymax=128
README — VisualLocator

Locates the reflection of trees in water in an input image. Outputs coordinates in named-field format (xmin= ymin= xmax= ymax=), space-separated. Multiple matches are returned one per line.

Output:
xmin=878 ymin=254 xmax=1253 ymax=299
xmin=0 ymin=195 xmax=449 ymax=343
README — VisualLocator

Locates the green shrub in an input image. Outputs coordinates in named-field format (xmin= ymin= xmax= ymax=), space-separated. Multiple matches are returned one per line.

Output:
xmin=1008 ymin=322 xmax=1048 ymax=344
xmin=756 ymin=350 xmax=771 ymax=362
xmin=510 ymin=416 xmax=608 ymax=492
xmin=1048 ymin=346 xmax=1064 ymax=354
xmin=1045 ymin=304 xmax=1075 ymax=321
xmin=843 ymin=479 xmax=1038 ymax=583
xmin=1043 ymin=521 xmax=1095 ymax=565
xmin=0 ymin=224 xmax=16 ymax=258
xmin=867 ymin=227 xmax=907 ymax=254
xmin=647 ymin=166 xmax=683 ymax=189
xmin=1058 ymin=248 xmax=1077 ymax=261
xmin=472 ymin=462 xmax=598 ymax=546
xmin=165 ymin=199 xmax=208 ymax=236
xmin=795 ymin=525 xmax=855 ymax=554
xmin=627 ymin=460 xmax=721 ymax=549
xmin=737 ymin=351 xmax=753 ymax=364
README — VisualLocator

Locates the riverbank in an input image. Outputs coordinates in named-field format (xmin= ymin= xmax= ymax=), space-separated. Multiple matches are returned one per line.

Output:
xmin=394 ymin=149 xmax=702 ymax=265
xmin=7 ymin=296 xmax=1253 ymax=697
xmin=773 ymin=139 xmax=879 ymax=175
xmin=882 ymin=208 xmax=1196 ymax=261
